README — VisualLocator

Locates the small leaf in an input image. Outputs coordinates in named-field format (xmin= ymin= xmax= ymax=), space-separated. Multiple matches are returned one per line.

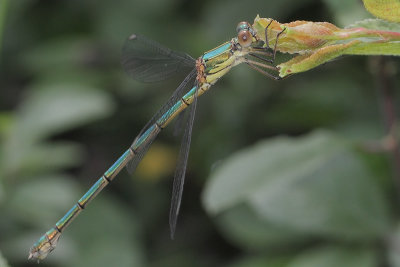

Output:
xmin=252 ymin=17 xmax=400 ymax=77
xmin=14 ymin=83 xmax=115 ymax=143
xmin=362 ymin=0 xmax=400 ymax=23
xmin=21 ymin=141 xmax=85 ymax=173
xmin=3 ymin=141 xmax=85 ymax=178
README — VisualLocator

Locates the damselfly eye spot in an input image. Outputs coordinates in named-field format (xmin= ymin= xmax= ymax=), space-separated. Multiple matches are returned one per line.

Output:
xmin=236 ymin=21 xmax=251 ymax=33
xmin=238 ymin=30 xmax=252 ymax=47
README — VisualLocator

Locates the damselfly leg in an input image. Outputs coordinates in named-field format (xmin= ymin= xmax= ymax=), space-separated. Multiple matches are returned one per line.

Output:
xmin=245 ymin=21 xmax=287 ymax=80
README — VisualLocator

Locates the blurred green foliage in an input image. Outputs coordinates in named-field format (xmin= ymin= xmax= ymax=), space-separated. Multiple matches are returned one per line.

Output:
xmin=0 ymin=0 xmax=399 ymax=267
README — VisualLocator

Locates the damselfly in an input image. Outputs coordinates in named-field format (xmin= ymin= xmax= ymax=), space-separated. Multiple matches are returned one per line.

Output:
xmin=29 ymin=20 xmax=285 ymax=261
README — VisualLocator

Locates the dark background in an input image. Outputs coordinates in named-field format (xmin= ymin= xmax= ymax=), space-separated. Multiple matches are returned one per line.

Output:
xmin=0 ymin=0 xmax=399 ymax=266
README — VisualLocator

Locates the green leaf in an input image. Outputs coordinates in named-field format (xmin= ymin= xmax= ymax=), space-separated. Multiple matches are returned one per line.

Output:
xmin=203 ymin=130 xmax=391 ymax=243
xmin=362 ymin=0 xmax=400 ymax=22
xmin=250 ymin=148 xmax=389 ymax=240
xmin=287 ymin=245 xmax=377 ymax=267
xmin=0 ymin=84 xmax=114 ymax=179
xmin=215 ymin=204 xmax=310 ymax=250
xmin=19 ymin=141 xmax=85 ymax=173
xmin=14 ymin=83 xmax=115 ymax=142
xmin=3 ymin=141 xmax=84 ymax=178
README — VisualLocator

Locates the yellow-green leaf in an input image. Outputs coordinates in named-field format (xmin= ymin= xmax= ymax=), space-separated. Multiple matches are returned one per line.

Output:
xmin=252 ymin=17 xmax=400 ymax=77
xmin=362 ymin=0 xmax=400 ymax=22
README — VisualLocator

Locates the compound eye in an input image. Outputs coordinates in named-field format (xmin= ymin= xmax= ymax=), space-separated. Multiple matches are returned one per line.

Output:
xmin=236 ymin=21 xmax=251 ymax=33
xmin=238 ymin=30 xmax=252 ymax=47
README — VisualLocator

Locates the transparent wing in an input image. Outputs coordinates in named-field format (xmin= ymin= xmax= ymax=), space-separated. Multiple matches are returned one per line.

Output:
xmin=169 ymin=82 xmax=198 ymax=238
xmin=122 ymin=34 xmax=195 ymax=83
xmin=126 ymin=69 xmax=197 ymax=174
